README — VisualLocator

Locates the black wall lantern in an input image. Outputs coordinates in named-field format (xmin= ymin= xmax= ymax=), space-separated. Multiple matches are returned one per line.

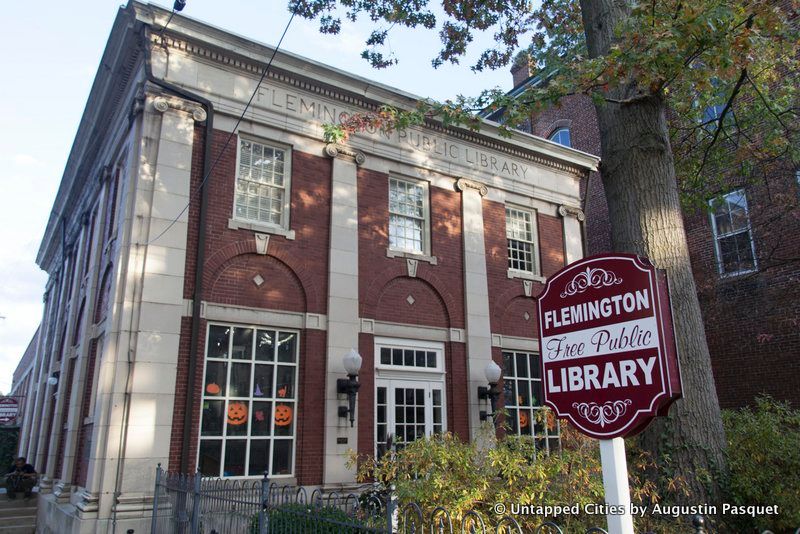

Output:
xmin=337 ymin=348 xmax=362 ymax=427
xmin=478 ymin=360 xmax=502 ymax=424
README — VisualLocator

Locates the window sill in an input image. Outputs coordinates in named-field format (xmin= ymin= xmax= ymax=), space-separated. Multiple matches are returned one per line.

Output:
xmin=386 ymin=249 xmax=438 ymax=265
xmin=507 ymin=269 xmax=546 ymax=283
xmin=228 ymin=218 xmax=295 ymax=240
xmin=718 ymin=267 xmax=758 ymax=280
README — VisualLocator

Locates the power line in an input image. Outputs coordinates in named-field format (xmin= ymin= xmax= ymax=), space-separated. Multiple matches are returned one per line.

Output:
xmin=147 ymin=8 xmax=297 ymax=246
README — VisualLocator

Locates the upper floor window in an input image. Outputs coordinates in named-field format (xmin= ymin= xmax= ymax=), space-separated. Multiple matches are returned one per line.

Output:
xmin=709 ymin=189 xmax=757 ymax=276
xmin=199 ymin=324 xmax=298 ymax=478
xmin=506 ymin=207 xmax=539 ymax=275
xmin=388 ymin=177 xmax=430 ymax=255
xmin=235 ymin=138 xmax=291 ymax=228
xmin=548 ymin=128 xmax=571 ymax=148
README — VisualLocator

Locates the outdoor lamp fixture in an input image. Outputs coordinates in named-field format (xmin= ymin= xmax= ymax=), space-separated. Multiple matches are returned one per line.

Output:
xmin=337 ymin=348 xmax=362 ymax=427
xmin=478 ymin=360 xmax=502 ymax=424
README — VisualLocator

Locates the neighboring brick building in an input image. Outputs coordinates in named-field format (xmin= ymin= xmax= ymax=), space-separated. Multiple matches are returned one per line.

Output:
xmin=498 ymin=63 xmax=800 ymax=409
xmin=12 ymin=2 xmax=598 ymax=532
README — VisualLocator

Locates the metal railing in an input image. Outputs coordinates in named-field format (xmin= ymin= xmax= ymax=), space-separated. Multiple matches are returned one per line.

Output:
xmin=150 ymin=465 xmax=796 ymax=533
xmin=150 ymin=463 xmax=609 ymax=533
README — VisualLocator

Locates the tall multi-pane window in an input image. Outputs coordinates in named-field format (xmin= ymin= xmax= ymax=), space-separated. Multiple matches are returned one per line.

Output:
xmin=506 ymin=207 xmax=539 ymax=274
xmin=388 ymin=177 xmax=428 ymax=255
xmin=199 ymin=324 xmax=298 ymax=478
xmin=548 ymin=128 xmax=571 ymax=147
xmin=709 ymin=189 xmax=757 ymax=275
xmin=235 ymin=138 xmax=290 ymax=227
xmin=502 ymin=351 xmax=560 ymax=454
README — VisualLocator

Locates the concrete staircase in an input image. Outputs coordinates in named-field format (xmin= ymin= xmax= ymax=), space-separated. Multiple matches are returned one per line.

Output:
xmin=0 ymin=492 xmax=37 ymax=534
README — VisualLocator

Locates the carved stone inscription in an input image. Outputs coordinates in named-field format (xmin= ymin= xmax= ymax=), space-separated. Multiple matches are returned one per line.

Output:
xmin=255 ymin=85 xmax=531 ymax=180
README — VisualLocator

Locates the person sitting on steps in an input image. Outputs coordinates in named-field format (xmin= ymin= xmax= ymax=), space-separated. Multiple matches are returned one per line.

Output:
xmin=5 ymin=457 xmax=36 ymax=500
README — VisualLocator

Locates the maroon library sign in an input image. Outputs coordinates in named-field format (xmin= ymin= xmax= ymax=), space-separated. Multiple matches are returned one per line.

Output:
xmin=0 ymin=397 xmax=19 ymax=425
xmin=537 ymin=254 xmax=682 ymax=439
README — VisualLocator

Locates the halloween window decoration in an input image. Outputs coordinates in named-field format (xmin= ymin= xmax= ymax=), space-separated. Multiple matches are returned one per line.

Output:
xmin=502 ymin=350 xmax=560 ymax=454
xmin=199 ymin=323 xmax=298 ymax=478
xmin=227 ymin=402 xmax=248 ymax=425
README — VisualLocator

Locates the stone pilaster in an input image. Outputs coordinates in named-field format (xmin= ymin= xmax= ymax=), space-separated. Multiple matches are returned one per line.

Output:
xmin=456 ymin=178 xmax=494 ymax=439
xmin=558 ymin=204 xmax=585 ymax=264
xmin=323 ymin=143 xmax=364 ymax=485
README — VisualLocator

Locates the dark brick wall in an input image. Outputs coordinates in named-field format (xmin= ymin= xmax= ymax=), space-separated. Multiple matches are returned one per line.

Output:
xmin=523 ymin=81 xmax=800 ymax=408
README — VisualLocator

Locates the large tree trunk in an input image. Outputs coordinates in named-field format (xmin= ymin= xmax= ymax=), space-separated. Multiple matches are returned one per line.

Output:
xmin=579 ymin=0 xmax=727 ymax=504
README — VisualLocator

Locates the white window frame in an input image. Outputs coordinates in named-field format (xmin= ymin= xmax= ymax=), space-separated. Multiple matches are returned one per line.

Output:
xmin=506 ymin=205 xmax=540 ymax=278
xmin=388 ymin=176 xmax=431 ymax=257
xmin=197 ymin=322 xmax=300 ymax=479
xmin=502 ymin=350 xmax=560 ymax=455
xmin=548 ymin=128 xmax=571 ymax=148
xmin=231 ymin=136 xmax=293 ymax=236
xmin=374 ymin=337 xmax=446 ymax=458
xmin=709 ymin=189 xmax=757 ymax=277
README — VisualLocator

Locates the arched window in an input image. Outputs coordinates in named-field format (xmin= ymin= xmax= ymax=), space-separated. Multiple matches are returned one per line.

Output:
xmin=548 ymin=128 xmax=571 ymax=148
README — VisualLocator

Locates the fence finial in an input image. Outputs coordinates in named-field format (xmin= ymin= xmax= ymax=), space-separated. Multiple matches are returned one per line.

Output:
xmin=693 ymin=514 xmax=706 ymax=533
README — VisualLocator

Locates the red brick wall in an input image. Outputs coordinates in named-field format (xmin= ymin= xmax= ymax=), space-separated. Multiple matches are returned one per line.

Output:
xmin=170 ymin=126 xmax=332 ymax=481
xmin=358 ymin=168 xmax=465 ymax=328
xmin=484 ymin=198 xmax=565 ymax=338
xmin=685 ymin=170 xmax=800 ymax=408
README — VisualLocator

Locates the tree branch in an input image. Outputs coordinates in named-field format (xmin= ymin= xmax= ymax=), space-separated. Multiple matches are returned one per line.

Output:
xmin=694 ymin=67 xmax=748 ymax=179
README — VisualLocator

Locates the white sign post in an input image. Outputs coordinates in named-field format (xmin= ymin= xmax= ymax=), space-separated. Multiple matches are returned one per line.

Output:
xmin=599 ymin=438 xmax=635 ymax=534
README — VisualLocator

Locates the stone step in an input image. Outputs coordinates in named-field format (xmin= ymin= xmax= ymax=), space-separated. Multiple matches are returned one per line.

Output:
xmin=0 ymin=506 xmax=37 ymax=518
xmin=0 ymin=526 xmax=36 ymax=534
xmin=0 ymin=515 xmax=37 ymax=528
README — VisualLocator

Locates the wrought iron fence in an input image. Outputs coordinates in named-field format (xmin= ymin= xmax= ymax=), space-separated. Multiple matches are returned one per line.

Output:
xmin=150 ymin=464 xmax=609 ymax=533
xmin=150 ymin=465 xmax=795 ymax=534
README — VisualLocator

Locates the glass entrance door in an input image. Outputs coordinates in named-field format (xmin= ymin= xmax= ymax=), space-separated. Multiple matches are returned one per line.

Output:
xmin=375 ymin=379 xmax=445 ymax=457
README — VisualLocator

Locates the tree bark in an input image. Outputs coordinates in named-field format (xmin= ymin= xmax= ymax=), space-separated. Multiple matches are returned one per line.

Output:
xmin=579 ymin=0 xmax=727 ymax=504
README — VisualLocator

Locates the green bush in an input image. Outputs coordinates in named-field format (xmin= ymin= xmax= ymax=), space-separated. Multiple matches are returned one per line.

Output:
xmin=722 ymin=396 xmax=800 ymax=532
xmin=350 ymin=419 xmax=685 ymax=532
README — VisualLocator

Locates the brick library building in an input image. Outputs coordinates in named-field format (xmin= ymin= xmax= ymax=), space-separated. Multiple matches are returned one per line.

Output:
xmin=8 ymin=2 xmax=600 ymax=532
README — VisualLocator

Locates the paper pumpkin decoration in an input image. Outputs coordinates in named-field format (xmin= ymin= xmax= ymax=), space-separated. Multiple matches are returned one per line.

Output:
xmin=519 ymin=411 xmax=529 ymax=428
xmin=206 ymin=382 xmax=221 ymax=395
xmin=227 ymin=402 xmax=248 ymax=425
xmin=274 ymin=404 xmax=293 ymax=426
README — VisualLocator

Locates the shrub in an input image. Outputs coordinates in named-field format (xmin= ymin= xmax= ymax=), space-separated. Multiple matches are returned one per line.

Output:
xmin=350 ymin=419 xmax=685 ymax=532
xmin=256 ymin=503 xmax=377 ymax=533
xmin=722 ymin=396 xmax=800 ymax=532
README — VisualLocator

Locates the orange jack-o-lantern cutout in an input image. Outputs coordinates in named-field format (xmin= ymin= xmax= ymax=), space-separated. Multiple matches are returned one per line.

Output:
xmin=274 ymin=404 xmax=293 ymax=427
xmin=206 ymin=382 xmax=221 ymax=395
xmin=227 ymin=402 xmax=248 ymax=425
xmin=519 ymin=411 xmax=529 ymax=428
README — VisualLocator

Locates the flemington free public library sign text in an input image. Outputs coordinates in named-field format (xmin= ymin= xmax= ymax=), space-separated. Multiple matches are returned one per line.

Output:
xmin=537 ymin=254 xmax=682 ymax=439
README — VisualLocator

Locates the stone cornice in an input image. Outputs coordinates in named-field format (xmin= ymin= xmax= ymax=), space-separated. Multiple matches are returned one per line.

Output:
xmin=154 ymin=33 xmax=591 ymax=178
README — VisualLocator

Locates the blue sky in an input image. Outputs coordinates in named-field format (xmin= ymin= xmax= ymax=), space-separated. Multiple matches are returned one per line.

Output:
xmin=0 ymin=1 xmax=514 ymax=392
